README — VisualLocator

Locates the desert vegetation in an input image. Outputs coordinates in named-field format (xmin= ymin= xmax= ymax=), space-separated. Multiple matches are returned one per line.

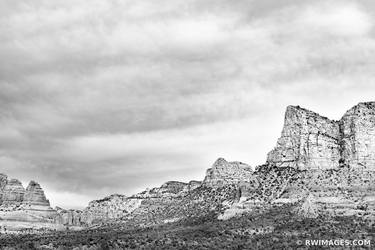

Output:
xmin=0 ymin=204 xmax=373 ymax=249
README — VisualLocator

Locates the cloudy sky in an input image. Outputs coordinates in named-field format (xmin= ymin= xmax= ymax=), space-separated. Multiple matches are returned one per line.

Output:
xmin=1 ymin=0 xmax=375 ymax=208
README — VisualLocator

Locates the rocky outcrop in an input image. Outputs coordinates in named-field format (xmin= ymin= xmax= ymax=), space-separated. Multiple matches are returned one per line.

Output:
xmin=54 ymin=207 xmax=84 ymax=226
xmin=0 ymin=175 xmax=51 ymax=209
xmin=0 ymin=174 xmax=8 ymax=190
xmin=188 ymin=180 xmax=202 ymax=190
xmin=156 ymin=181 xmax=191 ymax=195
xmin=203 ymin=158 xmax=253 ymax=187
xmin=0 ymin=174 xmax=60 ymax=227
xmin=133 ymin=180 xmax=201 ymax=199
xmin=1 ymin=179 xmax=26 ymax=206
xmin=267 ymin=102 xmax=375 ymax=171
xmin=340 ymin=102 xmax=375 ymax=170
xmin=267 ymin=106 xmax=340 ymax=170
xmin=81 ymin=194 xmax=142 ymax=225
xmin=23 ymin=181 xmax=50 ymax=206
xmin=225 ymin=102 xmax=375 ymax=220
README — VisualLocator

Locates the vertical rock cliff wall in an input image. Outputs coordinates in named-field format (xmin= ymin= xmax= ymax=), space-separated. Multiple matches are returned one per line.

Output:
xmin=267 ymin=102 xmax=375 ymax=171
xmin=267 ymin=106 xmax=341 ymax=170
xmin=340 ymin=102 xmax=375 ymax=170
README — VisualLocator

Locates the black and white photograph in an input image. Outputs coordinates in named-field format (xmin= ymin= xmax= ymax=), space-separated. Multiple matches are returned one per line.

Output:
xmin=0 ymin=0 xmax=375 ymax=249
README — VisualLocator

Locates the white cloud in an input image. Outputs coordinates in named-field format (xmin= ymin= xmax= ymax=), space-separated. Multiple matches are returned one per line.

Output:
xmin=61 ymin=116 xmax=280 ymax=165
xmin=301 ymin=3 xmax=372 ymax=37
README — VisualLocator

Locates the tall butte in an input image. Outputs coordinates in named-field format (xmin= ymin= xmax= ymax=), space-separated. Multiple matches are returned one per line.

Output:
xmin=267 ymin=102 xmax=375 ymax=171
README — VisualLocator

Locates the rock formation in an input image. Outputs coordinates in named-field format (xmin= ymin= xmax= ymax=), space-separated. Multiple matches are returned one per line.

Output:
xmin=0 ymin=177 xmax=51 ymax=208
xmin=1 ymin=179 xmax=25 ymax=206
xmin=203 ymin=158 xmax=253 ymax=187
xmin=267 ymin=102 xmax=375 ymax=171
xmin=340 ymin=102 xmax=375 ymax=169
xmin=267 ymin=105 xmax=341 ymax=170
xmin=54 ymin=207 xmax=83 ymax=226
xmin=81 ymin=194 xmax=142 ymax=225
xmin=23 ymin=181 xmax=50 ymax=206
xmin=0 ymin=174 xmax=59 ymax=227
xmin=0 ymin=174 xmax=8 ymax=190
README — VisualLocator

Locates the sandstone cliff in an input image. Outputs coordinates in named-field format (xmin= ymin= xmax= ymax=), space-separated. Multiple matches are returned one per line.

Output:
xmin=340 ymin=102 xmax=375 ymax=169
xmin=0 ymin=174 xmax=58 ymax=226
xmin=23 ymin=181 xmax=50 ymax=206
xmin=267 ymin=105 xmax=340 ymax=170
xmin=267 ymin=102 xmax=375 ymax=171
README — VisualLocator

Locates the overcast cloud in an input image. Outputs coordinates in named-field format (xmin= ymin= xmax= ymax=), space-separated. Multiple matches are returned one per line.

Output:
xmin=1 ymin=0 xmax=375 ymax=208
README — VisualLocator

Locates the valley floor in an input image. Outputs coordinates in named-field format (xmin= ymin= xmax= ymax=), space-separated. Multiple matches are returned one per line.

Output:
xmin=0 ymin=204 xmax=373 ymax=249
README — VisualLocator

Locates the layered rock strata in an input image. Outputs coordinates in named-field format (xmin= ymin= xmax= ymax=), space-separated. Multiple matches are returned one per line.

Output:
xmin=1 ymin=179 xmax=26 ymax=206
xmin=0 ymin=175 xmax=57 ymax=225
xmin=340 ymin=102 xmax=375 ymax=170
xmin=23 ymin=181 xmax=50 ymax=206
xmin=267 ymin=102 xmax=375 ymax=171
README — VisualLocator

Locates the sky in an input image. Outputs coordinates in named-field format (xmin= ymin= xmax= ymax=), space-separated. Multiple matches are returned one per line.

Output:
xmin=1 ymin=0 xmax=375 ymax=209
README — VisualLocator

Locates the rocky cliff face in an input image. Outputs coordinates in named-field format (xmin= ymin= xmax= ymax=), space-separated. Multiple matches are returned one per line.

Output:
xmin=267 ymin=105 xmax=341 ymax=170
xmin=54 ymin=207 xmax=83 ymax=226
xmin=340 ymin=102 xmax=375 ymax=169
xmin=267 ymin=102 xmax=375 ymax=171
